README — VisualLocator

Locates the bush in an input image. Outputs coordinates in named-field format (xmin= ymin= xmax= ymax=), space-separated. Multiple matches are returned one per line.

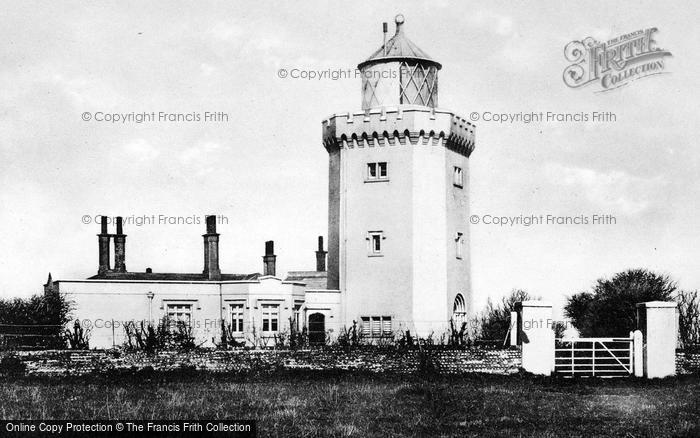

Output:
xmin=0 ymin=355 xmax=26 ymax=376
xmin=0 ymin=290 xmax=72 ymax=349
xmin=478 ymin=289 xmax=536 ymax=343
xmin=447 ymin=320 xmax=469 ymax=348
xmin=123 ymin=318 xmax=170 ymax=353
xmin=171 ymin=320 xmax=198 ymax=351
xmin=65 ymin=320 xmax=90 ymax=349
xmin=334 ymin=321 xmax=365 ymax=351
xmin=215 ymin=321 xmax=245 ymax=350
xmin=416 ymin=347 xmax=439 ymax=376
xmin=565 ymin=269 xmax=676 ymax=337
xmin=123 ymin=318 xmax=201 ymax=353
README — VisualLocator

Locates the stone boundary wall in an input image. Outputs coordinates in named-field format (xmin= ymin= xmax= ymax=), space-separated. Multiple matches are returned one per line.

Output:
xmin=4 ymin=348 xmax=522 ymax=376
xmin=676 ymin=351 xmax=700 ymax=375
xmin=5 ymin=350 xmax=698 ymax=377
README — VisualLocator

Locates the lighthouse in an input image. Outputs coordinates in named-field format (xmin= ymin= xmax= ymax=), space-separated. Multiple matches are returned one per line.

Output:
xmin=322 ymin=15 xmax=476 ymax=337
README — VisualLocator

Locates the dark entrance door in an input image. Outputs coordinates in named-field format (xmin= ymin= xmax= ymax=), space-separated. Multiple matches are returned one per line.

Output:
xmin=308 ymin=313 xmax=325 ymax=345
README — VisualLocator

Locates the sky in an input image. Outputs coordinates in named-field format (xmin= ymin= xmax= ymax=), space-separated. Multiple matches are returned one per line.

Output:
xmin=1 ymin=0 xmax=699 ymax=318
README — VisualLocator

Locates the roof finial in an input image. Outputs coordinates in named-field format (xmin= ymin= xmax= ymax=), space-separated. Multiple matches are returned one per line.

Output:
xmin=395 ymin=14 xmax=405 ymax=34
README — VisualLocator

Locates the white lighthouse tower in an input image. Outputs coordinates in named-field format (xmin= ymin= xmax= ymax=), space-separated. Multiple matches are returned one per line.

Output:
xmin=322 ymin=15 xmax=476 ymax=337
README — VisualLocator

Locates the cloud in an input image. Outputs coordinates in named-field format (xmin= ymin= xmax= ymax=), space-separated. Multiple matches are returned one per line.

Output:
xmin=544 ymin=163 xmax=667 ymax=216
xmin=464 ymin=10 xmax=514 ymax=36
xmin=200 ymin=63 xmax=217 ymax=77
xmin=51 ymin=74 xmax=123 ymax=109
xmin=178 ymin=141 xmax=225 ymax=177
xmin=208 ymin=22 xmax=245 ymax=43
xmin=121 ymin=138 xmax=160 ymax=163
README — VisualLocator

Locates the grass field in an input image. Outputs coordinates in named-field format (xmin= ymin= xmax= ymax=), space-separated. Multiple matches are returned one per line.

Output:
xmin=0 ymin=371 xmax=698 ymax=437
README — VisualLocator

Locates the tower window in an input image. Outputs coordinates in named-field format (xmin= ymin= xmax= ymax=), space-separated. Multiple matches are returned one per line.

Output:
xmin=456 ymin=232 xmax=464 ymax=259
xmin=453 ymin=166 xmax=464 ymax=188
xmin=453 ymin=294 xmax=467 ymax=327
xmin=366 ymin=162 xmax=388 ymax=181
xmin=367 ymin=231 xmax=384 ymax=256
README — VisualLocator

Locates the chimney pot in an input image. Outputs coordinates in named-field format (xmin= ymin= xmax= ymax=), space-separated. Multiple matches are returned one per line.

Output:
xmin=263 ymin=240 xmax=277 ymax=276
xmin=113 ymin=216 xmax=127 ymax=272
xmin=97 ymin=214 xmax=111 ymax=274
xmin=315 ymin=235 xmax=327 ymax=272
xmin=203 ymin=215 xmax=221 ymax=280
xmin=100 ymin=216 xmax=108 ymax=234
xmin=206 ymin=215 xmax=217 ymax=234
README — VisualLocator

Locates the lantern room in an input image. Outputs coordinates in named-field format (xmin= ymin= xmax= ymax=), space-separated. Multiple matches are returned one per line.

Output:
xmin=357 ymin=14 xmax=441 ymax=110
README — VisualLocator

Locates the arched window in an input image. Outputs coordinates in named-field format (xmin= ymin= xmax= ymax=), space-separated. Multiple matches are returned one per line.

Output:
xmin=453 ymin=294 xmax=466 ymax=327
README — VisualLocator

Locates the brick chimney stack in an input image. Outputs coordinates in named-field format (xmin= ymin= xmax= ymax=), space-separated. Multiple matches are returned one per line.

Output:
xmin=98 ymin=215 xmax=111 ymax=274
xmin=315 ymin=236 xmax=327 ymax=272
xmin=263 ymin=240 xmax=276 ymax=276
xmin=113 ymin=216 xmax=127 ymax=272
xmin=202 ymin=215 xmax=221 ymax=280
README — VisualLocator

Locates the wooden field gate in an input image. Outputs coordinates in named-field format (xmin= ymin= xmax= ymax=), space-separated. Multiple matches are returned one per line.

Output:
xmin=554 ymin=331 xmax=643 ymax=377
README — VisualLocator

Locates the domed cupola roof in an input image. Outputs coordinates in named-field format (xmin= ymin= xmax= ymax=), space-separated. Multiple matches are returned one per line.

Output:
xmin=358 ymin=14 xmax=442 ymax=70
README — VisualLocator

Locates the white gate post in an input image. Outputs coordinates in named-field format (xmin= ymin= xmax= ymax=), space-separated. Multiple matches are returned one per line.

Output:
xmin=509 ymin=311 xmax=518 ymax=347
xmin=636 ymin=301 xmax=677 ymax=378
xmin=632 ymin=330 xmax=643 ymax=377
xmin=515 ymin=301 xmax=553 ymax=376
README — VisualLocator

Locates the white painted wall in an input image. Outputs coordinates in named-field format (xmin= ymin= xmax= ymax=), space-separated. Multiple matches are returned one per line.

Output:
xmin=58 ymin=278 xmax=309 ymax=349
xmin=325 ymin=107 xmax=473 ymax=338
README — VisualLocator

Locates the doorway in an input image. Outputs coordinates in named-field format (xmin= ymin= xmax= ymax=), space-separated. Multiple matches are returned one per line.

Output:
xmin=308 ymin=313 xmax=326 ymax=345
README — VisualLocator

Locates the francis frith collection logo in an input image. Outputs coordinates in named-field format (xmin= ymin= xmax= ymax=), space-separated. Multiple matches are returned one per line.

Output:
xmin=563 ymin=27 xmax=672 ymax=92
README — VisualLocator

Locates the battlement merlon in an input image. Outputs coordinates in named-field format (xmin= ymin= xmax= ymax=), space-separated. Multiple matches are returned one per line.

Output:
xmin=322 ymin=105 xmax=475 ymax=158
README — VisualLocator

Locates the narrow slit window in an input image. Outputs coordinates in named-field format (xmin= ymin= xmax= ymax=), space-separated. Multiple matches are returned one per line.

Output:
xmin=456 ymin=232 xmax=464 ymax=259
xmin=368 ymin=231 xmax=384 ymax=255
xmin=378 ymin=162 xmax=387 ymax=178
xmin=367 ymin=163 xmax=377 ymax=179
xmin=453 ymin=166 xmax=464 ymax=188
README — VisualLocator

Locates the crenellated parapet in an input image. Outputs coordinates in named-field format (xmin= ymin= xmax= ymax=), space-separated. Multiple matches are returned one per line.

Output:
xmin=322 ymin=106 xmax=475 ymax=157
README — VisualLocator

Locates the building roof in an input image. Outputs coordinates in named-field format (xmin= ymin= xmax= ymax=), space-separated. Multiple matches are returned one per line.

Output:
xmin=87 ymin=272 xmax=261 ymax=281
xmin=358 ymin=14 xmax=441 ymax=70
xmin=284 ymin=271 xmax=328 ymax=289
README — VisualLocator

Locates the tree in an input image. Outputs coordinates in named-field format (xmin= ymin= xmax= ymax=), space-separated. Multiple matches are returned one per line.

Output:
xmin=565 ymin=269 xmax=676 ymax=337
xmin=479 ymin=289 xmax=536 ymax=342
xmin=0 ymin=290 xmax=73 ymax=349
xmin=677 ymin=289 xmax=700 ymax=350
